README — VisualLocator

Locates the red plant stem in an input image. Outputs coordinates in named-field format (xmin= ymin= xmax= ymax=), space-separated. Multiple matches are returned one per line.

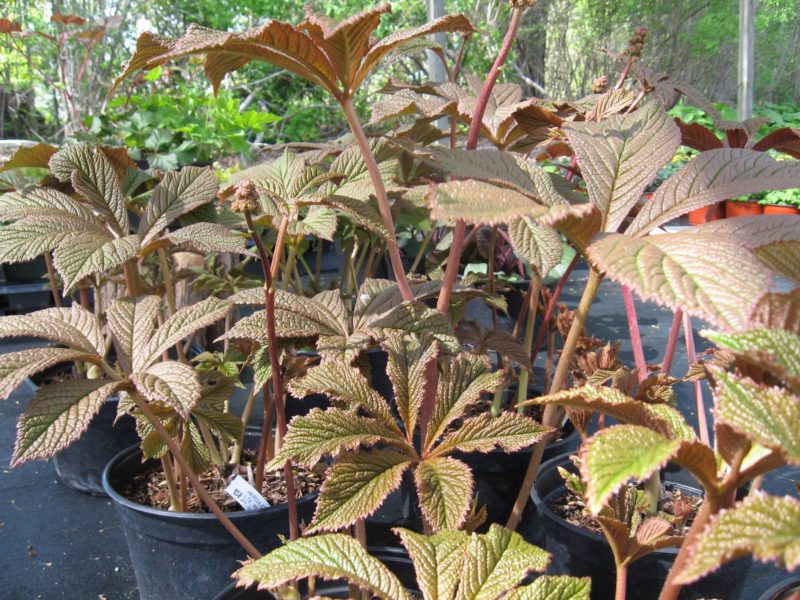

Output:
xmin=43 ymin=253 xmax=62 ymax=307
xmin=682 ymin=312 xmax=710 ymax=446
xmin=660 ymin=309 xmax=683 ymax=375
xmin=130 ymin=394 xmax=262 ymax=559
xmin=246 ymin=212 xmax=299 ymax=541
xmin=122 ymin=262 xmax=139 ymax=296
xmin=615 ymin=564 xmax=628 ymax=600
xmin=449 ymin=34 xmax=470 ymax=149
xmin=255 ymin=384 xmax=271 ymax=491
xmin=614 ymin=57 xmax=634 ymax=91
xmin=530 ymin=253 xmax=580 ymax=362
xmin=435 ymin=220 xmax=467 ymax=313
xmin=341 ymin=97 xmax=412 ymax=302
xmin=622 ymin=285 xmax=647 ymax=382
xmin=79 ymin=285 xmax=91 ymax=311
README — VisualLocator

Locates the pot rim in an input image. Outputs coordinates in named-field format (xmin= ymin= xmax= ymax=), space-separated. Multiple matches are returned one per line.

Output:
xmin=758 ymin=576 xmax=800 ymax=600
xmin=102 ymin=442 xmax=317 ymax=522
xmin=531 ymin=452 xmax=703 ymax=557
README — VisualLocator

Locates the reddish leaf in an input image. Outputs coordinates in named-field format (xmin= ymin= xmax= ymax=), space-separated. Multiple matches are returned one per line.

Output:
xmin=0 ymin=18 xmax=22 ymax=34
xmin=675 ymin=119 xmax=723 ymax=152
xmin=51 ymin=13 xmax=86 ymax=26
xmin=752 ymin=127 xmax=800 ymax=159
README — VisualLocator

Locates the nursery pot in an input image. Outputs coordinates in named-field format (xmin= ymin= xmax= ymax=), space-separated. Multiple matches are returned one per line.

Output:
xmin=758 ymin=576 xmax=800 ymax=600
xmin=53 ymin=397 xmax=138 ymax=495
xmin=212 ymin=546 xmax=418 ymax=599
xmin=531 ymin=453 xmax=752 ymax=600
xmin=763 ymin=204 xmax=800 ymax=215
xmin=688 ymin=203 xmax=725 ymax=224
xmin=103 ymin=434 xmax=317 ymax=600
xmin=725 ymin=200 xmax=764 ymax=217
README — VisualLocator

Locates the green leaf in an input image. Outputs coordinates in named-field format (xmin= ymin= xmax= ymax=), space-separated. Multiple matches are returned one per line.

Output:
xmin=139 ymin=167 xmax=219 ymax=245
xmin=383 ymin=333 xmax=438 ymax=437
xmin=269 ymin=408 xmax=410 ymax=469
xmin=131 ymin=360 xmax=201 ymax=420
xmin=431 ymin=413 xmax=552 ymax=457
xmin=193 ymin=407 xmax=243 ymax=443
xmin=53 ymin=233 xmax=141 ymax=294
xmin=0 ymin=143 xmax=58 ymax=172
xmin=0 ymin=215 xmax=102 ymax=265
xmin=628 ymin=148 xmax=800 ymax=235
xmin=505 ymin=576 xmax=592 ymax=600
xmin=180 ymin=419 xmax=211 ymax=473
xmin=675 ymin=493 xmax=800 ymax=584
xmin=234 ymin=534 xmax=410 ymax=600
xmin=415 ymin=456 xmax=473 ymax=532
xmin=142 ymin=297 xmax=228 ymax=370
xmin=11 ymin=380 xmax=122 ymax=466
xmin=367 ymin=301 xmax=460 ymax=352
xmin=565 ymin=102 xmax=679 ymax=232
xmin=49 ymin=144 xmax=129 ymax=233
xmin=0 ymin=348 xmax=96 ymax=401
xmin=165 ymin=222 xmax=247 ymax=255
xmin=457 ymin=524 xmax=550 ymax=600
xmin=0 ymin=186 xmax=97 ymax=222
xmin=587 ymin=232 xmax=771 ymax=331
xmin=704 ymin=329 xmax=800 ymax=389
xmin=288 ymin=362 xmax=397 ymax=429
xmin=429 ymin=180 xmax=549 ymax=226
xmin=108 ymin=296 xmax=161 ymax=373
xmin=0 ymin=305 xmax=104 ymax=355
xmin=395 ymin=528 xmax=469 ymax=600
xmin=308 ymin=449 xmax=411 ymax=533
xmin=508 ymin=218 xmax=563 ymax=276
xmin=426 ymin=354 xmax=504 ymax=450
xmin=712 ymin=368 xmax=800 ymax=464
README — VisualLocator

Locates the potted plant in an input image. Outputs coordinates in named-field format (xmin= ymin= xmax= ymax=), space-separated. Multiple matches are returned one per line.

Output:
xmin=725 ymin=193 xmax=765 ymax=217
xmin=761 ymin=189 xmax=800 ymax=215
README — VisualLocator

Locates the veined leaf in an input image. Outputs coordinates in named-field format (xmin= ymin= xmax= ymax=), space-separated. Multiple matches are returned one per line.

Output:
xmin=180 ymin=419 xmax=211 ymax=473
xmin=675 ymin=492 xmax=800 ymax=584
xmin=628 ymin=148 xmax=800 ymax=235
xmin=353 ymin=278 xmax=440 ymax=329
xmin=288 ymin=362 xmax=396 ymax=428
xmin=49 ymin=144 xmax=129 ymax=233
xmin=587 ymin=232 xmax=771 ymax=331
xmin=457 ymin=524 xmax=550 ymax=600
xmin=426 ymin=147 xmax=539 ymax=194
xmin=750 ymin=289 xmax=800 ymax=333
xmin=139 ymin=167 xmax=219 ymax=244
xmin=367 ymin=301 xmax=460 ymax=352
xmin=308 ymin=449 xmax=411 ymax=532
xmin=508 ymin=218 xmax=563 ymax=276
xmin=0 ymin=305 xmax=104 ymax=355
xmin=12 ymin=380 xmax=122 ymax=466
xmin=0 ymin=186 xmax=97 ymax=222
xmin=712 ymin=368 xmax=800 ymax=464
xmin=0 ymin=143 xmax=58 ymax=172
xmin=431 ymin=413 xmax=552 ymax=457
xmin=415 ymin=456 xmax=473 ymax=532
xmin=269 ymin=408 xmax=410 ymax=468
xmin=193 ymin=407 xmax=243 ymax=443
xmin=426 ymin=354 xmax=504 ymax=450
xmin=384 ymin=333 xmax=438 ymax=437
xmin=323 ymin=194 xmax=391 ymax=240
xmin=429 ymin=180 xmax=549 ymax=226
xmin=141 ymin=297 xmax=228 ymax=370
xmin=131 ymin=360 xmax=201 ymax=420
xmin=395 ymin=528 xmax=469 ymax=600
xmin=164 ymin=222 xmax=247 ymax=255
xmin=0 ymin=215 xmax=103 ymax=264
xmin=235 ymin=534 xmax=409 ymax=600
xmin=580 ymin=425 xmax=717 ymax=514
xmin=505 ymin=576 xmax=592 ymax=600
xmin=292 ymin=206 xmax=337 ymax=241
xmin=227 ymin=289 xmax=346 ymax=338
xmin=0 ymin=348 xmax=96 ymax=401
xmin=53 ymin=233 xmax=140 ymax=294
xmin=108 ymin=296 xmax=161 ymax=373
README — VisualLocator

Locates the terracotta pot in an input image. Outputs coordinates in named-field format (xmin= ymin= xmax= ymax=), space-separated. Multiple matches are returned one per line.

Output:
xmin=763 ymin=204 xmax=800 ymax=215
xmin=725 ymin=200 xmax=763 ymax=218
xmin=688 ymin=203 xmax=726 ymax=224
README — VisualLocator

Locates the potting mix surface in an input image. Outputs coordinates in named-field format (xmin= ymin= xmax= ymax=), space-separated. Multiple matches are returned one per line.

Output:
xmin=1 ymin=261 xmax=798 ymax=599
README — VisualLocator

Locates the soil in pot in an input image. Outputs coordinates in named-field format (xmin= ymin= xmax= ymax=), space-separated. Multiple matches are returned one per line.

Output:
xmin=688 ymin=203 xmax=725 ymax=224
xmin=103 ymin=433 xmax=320 ymax=600
xmin=213 ymin=546 xmax=418 ymax=599
xmin=725 ymin=200 xmax=764 ymax=217
xmin=763 ymin=204 xmax=800 ymax=215
xmin=531 ymin=454 xmax=751 ymax=600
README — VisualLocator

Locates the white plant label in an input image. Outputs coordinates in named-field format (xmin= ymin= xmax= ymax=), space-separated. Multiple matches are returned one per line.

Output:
xmin=225 ymin=475 xmax=270 ymax=510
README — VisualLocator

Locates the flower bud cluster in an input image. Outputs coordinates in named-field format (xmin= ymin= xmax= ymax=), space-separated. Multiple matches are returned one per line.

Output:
xmin=624 ymin=26 xmax=648 ymax=60
xmin=230 ymin=180 xmax=261 ymax=214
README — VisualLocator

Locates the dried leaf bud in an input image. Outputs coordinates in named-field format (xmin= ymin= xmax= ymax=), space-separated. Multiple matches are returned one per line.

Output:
xmin=231 ymin=179 xmax=261 ymax=214
xmin=591 ymin=75 xmax=608 ymax=94
xmin=625 ymin=25 xmax=649 ymax=59
xmin=509 ymin=0 xmax=538 ymax=7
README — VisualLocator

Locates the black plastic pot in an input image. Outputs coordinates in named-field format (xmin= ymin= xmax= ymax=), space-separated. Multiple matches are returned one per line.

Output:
xmin=531 ymin=453 xmax=752 ymax=600
xmin=456 ymin=420 xmax=580 ymax=530
xmin=103 ymin=438 xmax=317 ymax=600
xmin=759 ymin=576 xmax=800 ymax=600
xmin=53 ymin=397 xmax=138 ymax=495
xmin=212 ymin=546 xmax=417 ymax=599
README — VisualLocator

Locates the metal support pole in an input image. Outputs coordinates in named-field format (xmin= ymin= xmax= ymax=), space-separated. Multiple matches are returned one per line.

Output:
xmin=738 ymin=0 xmax=755 ymax=120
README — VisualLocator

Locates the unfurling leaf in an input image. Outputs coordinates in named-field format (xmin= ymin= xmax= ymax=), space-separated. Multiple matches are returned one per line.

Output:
xmin=505 ymin=576 xmax=592 ymax=600
xmin=565 ymin=102 xmax=680 ymax=232
xmin=457 ymin=524 xmax=550 ymax=600
xmin=0 ymin=305 xmax=104 ymax=355
xmin=587 ymin=232 xmax=771 ymax=331
xmin=415 ymin=456 xmax=473 ymax=532
xmin=675 ymin=493 xmax=800 ymax=584
xmin=395 ymin=528 xmax=469 ymax=600
xmin=384 ymin=333 xmax=438 ymax=437
xmin=131 ymin=360 xmax=201 ymax=420
xmin=12 ymin=380 xmax=122 ymax=466
xmin=234 ymin=533 xmax=409 ymax=600
xmin=54 ymin=233 xmax=141 ymax=294
xmin=432 ymin=413 xmax=552 ymax=457
xmin=0 ymin=348 xmax=96 ymax=401
xmin=308 ymin=449 xmax=411 ymax=532
xmin=108 ymin=296 xmax=161 ymax=373
xmin=269 ymin=408 xmax=410 ymax=469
